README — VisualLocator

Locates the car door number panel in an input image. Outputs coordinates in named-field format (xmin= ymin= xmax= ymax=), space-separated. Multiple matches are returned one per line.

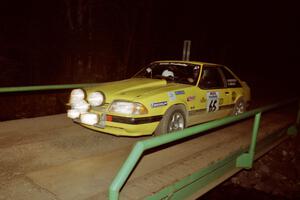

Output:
xmin=206 ymin=91 xmax=219 ymax=112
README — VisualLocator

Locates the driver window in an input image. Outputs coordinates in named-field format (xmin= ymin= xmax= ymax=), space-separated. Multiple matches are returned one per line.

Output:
xmin=199 ymin=67 xmax=225 ymax=89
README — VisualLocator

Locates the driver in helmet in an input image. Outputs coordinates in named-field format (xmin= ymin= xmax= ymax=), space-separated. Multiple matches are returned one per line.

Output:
xmin=162 ymin=69 xmax=174 ymax=78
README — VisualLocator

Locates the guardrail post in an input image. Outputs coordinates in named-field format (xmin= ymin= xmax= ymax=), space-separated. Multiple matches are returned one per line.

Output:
xmin=287 ymin=100 xmax=300 ymax=136
xmin=236 ymin=112 xmax=261 ymax=169
xmin=109 ymin=142 xmax=145 ymax=200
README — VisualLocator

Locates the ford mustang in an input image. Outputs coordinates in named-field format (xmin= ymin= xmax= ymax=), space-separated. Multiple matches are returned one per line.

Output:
xmin=67 ymin=60 xmax=250 ymax=136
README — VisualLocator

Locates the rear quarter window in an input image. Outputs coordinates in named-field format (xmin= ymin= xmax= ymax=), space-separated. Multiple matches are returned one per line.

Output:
xmin=221 ymin=67 xmax=242 ymax=88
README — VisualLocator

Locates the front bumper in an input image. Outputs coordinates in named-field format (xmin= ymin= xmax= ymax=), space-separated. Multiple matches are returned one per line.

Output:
xmin=72 ymin=112 xmax=162 ymax=136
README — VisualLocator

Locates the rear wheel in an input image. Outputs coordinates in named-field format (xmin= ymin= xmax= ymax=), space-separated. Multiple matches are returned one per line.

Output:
xmin=233 ymin=98 xmax=246 ymax=115
xmin=155 ymin=105 xmax=186 ymax=135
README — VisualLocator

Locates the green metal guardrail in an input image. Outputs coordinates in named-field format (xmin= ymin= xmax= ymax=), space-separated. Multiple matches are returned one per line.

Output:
xmin=0 ymin=83 xmax=99 ymax=93
xmin=109 ymin=98 xmax=300 ymax=200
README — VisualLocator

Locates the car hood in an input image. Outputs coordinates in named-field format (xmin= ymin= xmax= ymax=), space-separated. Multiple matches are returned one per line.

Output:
xmin=85 ymin=78 xmax=189 ymax=103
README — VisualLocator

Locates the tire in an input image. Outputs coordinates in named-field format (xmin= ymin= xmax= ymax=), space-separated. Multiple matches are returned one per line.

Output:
xmin=232 ymin=98 xmax=246 ymax=116
xmin=155 ymin=105 xmax=186 ymax=135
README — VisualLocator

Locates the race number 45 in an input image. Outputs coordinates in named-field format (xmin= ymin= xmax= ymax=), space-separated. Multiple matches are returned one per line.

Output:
xmin=206 ymin=92 xmax=219 ymax=112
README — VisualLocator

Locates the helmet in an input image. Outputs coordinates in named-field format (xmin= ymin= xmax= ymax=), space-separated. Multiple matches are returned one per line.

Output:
xmin=162 ymin=69 xmax=174 ymax=78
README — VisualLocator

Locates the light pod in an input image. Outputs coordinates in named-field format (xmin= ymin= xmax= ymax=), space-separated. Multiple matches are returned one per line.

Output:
xmin=87 ymin=92 xmax=104 ymax=106
xmin=80 ymin=113 xmax=98 ymax=125
xmin=67 ymin=109 xmax=80 ymax=119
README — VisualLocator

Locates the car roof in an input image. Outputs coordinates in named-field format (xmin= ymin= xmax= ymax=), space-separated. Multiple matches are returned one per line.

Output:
xmin=152 ymin=60 xmax=223 ymax=67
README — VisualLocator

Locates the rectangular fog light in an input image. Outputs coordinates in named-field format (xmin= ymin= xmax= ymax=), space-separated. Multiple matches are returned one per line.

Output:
xmin=80 ymin=113 xmax=98 ymax=125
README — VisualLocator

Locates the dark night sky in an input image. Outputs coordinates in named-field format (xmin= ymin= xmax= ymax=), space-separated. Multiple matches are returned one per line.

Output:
xmin=1 ymin=0 xmax=299 ymax=92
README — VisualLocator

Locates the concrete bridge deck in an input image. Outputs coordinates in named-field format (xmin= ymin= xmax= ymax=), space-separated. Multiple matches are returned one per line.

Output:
xmin=0 ymin=108 xmax=296 ymax=200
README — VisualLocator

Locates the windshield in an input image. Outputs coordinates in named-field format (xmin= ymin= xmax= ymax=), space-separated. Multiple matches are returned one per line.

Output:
xmin=133 ymin=62 xmax=200 ymax=85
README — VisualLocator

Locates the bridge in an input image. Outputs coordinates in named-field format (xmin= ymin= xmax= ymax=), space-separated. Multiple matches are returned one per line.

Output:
xmin=0 ymin=84 xmax=299 ymax=200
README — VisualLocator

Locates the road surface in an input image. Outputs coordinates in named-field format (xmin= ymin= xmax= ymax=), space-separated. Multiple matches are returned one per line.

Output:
xmin=0 ymin=107 xmax=296 ymax=200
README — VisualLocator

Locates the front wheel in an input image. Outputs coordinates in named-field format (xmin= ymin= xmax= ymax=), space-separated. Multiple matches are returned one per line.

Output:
xmin=167 ymin=111 xmax=185 ymax=132
xmin=155 ymin=105 xmax=186 ymax=135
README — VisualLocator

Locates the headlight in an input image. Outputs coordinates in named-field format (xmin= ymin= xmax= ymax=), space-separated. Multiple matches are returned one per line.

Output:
xmin=109 ymin=101 xmax=148 ymax=115
xmin=87 ymin=92 xmax=104 ymax=106
xmin=70 ymin=89 xmax=85 ymax=104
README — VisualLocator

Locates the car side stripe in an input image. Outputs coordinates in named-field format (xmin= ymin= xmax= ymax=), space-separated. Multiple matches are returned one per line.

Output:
xmin=188 ymin=104 xmax=234 ymax=116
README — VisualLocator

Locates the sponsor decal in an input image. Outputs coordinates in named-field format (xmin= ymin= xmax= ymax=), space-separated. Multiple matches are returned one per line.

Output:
xmin=168 ymin=92 xmax=176 ymax=101
xmin=187 ymin=95 xmax=196 ymax=101
xmin=175 ymin=90 xmax=185 ymax=95
xmin=200 ymin=97 xmax=206 ymax=103
xmin=232 ymin=92 xmax=237 ymax=102
xmin=219 ymin=98 xmax=224 ymax=105
xmin=151 ymin=101 xmax=168 ymax=108
xmin=206 ymin=91 xmax=220 ymax=112
xmin=159 ymin=62 xmax=187 ymax=66
xmin=227 ymin=79 xmax=237 ymax=86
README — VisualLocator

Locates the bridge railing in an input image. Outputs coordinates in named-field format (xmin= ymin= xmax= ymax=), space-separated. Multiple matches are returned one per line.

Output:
xmin=0 ymin=83 xmax=99 ymax=93
xmin=109 ymin=98 xmax=299 ymax=200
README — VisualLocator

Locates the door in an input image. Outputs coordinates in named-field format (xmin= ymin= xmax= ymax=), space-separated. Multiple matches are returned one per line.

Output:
xmin=219 ymin=66 xmax=243 ymax=105
xmin=189 ymin=65 xmax=230 ymax=125
xmin=198 ymin=65 xmax=231 ymax=109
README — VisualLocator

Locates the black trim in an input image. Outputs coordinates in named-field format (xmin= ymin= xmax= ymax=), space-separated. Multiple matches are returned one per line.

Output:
xmin=110 ymin=115 xmax=163 ymax=124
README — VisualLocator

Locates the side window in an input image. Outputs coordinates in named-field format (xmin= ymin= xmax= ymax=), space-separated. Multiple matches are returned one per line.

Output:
xmin=199 ymin=67 xmax=225 ymax=89
xmin=220 ymin=67 xmax=241 ymax=88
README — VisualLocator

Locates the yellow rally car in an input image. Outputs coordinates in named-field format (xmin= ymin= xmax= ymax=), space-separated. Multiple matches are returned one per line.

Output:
xmin=67 ymin=61 xmax=250 ymax=136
